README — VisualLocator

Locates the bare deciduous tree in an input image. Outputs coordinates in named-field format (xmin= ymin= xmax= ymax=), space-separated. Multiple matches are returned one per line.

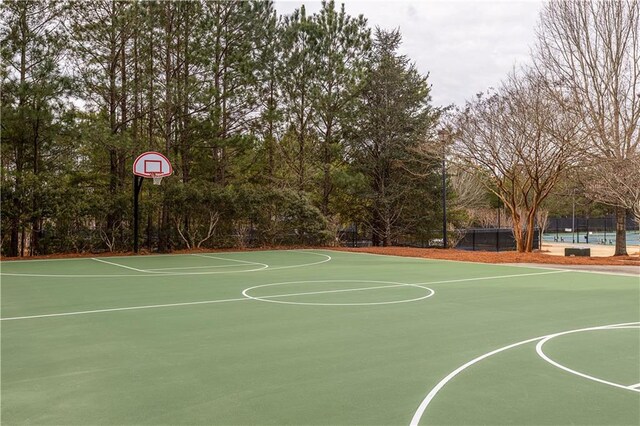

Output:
xmin=583 ymin=155 xmax=640 ymax=223
xmin=534 ymin=0 xmax=640 ymax=255
xmin=175 ymin=211 xmax=219 ymax=250
xmin=448 ymin=164 xmax=490 ymax=226
xmin=453 ymin=71 xmax=581 ymax=252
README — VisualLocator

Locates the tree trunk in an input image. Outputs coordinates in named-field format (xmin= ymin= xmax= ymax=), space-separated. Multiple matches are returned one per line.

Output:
xmin=12 ymin=5 xmax=27 ymax=257
xmin=322 ymin=121 xmax=332 ymax=216
xmin=158 ymin=2 xmax=173 ymax=253
xmin=524 ymin=210 xmax=537 ymax=252
xmin=510 ymin=209 xmax=525 ymax=252
xmin=371 ymin=212 xmax=381 ymax=247
xmin=614 ymin=206 xmax=628 ymax=256
xmin=10 ymin=217 xmax=19 ymax=257
xmin=266 ymin=77 xmax=276 ymax=180
xmin=107 ymin=4 xmax=119 ymax=247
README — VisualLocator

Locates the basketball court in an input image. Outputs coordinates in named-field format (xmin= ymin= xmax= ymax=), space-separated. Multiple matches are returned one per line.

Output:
xmin=1 ymin=249 xmax=638 ymax=424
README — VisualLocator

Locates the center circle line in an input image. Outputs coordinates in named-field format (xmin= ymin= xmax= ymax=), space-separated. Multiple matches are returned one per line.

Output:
xmin=242 ymin=280 xmax=435 ymax=306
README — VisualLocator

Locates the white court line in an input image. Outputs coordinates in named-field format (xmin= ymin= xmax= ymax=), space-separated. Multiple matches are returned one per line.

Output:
xmin=191 ymin=253 xmax=265 ymax=265
xmin=266 ymin=251 xmax=332 ymax=270
xmin=91 ymin=254 xmax=269 ymax=275
xmin=242 ymin=280 xmax=435 ymax=306
xmin=409 ymin=322 xmax=640 ymax=426
xmin=0 ymin=281 xmax=423 ymax=321
xmin=91 ymin=258 xmax=152 ymax=273
xmin=146 ymin=264 xmax=253 ymax=271
xmin=0 ymin=297 xmax=250 ymax=321
xmin=411 ymin=270 xmax=568 ymax=286
xmin=629 ymin=383 xmax=640 ymax=389
xmin=193 ymin=251 xmax=333 ymax=271
xmin=257 ymin=283 xmax=416 ymax=299
xmin=0 ymin=252 xmax=329 ymax=277
xmin=0 ymin=249 xmax=298 ymax=263
xmin=1 ymin=269 xmax=561 ymax=321
xmin=535 ymin=325 xmax=640 ymax=394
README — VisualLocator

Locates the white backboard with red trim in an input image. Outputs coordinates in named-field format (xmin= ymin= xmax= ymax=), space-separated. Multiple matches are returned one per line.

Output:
xmin=133 ymin=151 xmax=173 ymax=178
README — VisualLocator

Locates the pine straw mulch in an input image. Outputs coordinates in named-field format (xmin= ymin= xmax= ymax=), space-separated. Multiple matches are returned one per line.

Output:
xmin=331 ymin=246 xmax=640 ymax=266
xmin=2 ymin=245 xmax=639 ymax=267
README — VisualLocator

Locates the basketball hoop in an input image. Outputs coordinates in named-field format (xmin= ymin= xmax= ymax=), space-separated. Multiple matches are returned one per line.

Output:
xmin=132 ymin=151 xmax=174 ymax=253
xmin=132 ymin=151 xmax=173 ymax=183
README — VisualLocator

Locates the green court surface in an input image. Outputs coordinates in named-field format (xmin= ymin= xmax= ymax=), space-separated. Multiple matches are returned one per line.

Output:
xmin=1 ymin=249 xmax=639 ymax=425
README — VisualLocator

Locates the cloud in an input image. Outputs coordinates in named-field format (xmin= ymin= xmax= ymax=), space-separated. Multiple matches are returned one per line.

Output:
xmin=274 ymin=0 xmax=543 ymax=107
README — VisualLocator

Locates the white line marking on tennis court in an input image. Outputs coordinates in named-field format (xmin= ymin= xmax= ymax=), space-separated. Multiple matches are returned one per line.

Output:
xmin=629 ymin=383 xmax=640 ymax=389
xmin=535 ymin=325 xmax=640 ymax=394
xmin=91 ymin=258 xmax=153 ymax=273
xmin=409 ymin=321 xmax=640 ymax=426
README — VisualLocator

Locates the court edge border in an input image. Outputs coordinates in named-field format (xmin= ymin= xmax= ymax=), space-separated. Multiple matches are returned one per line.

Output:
xmin=321 ymin=249 xmax=640 ymax=277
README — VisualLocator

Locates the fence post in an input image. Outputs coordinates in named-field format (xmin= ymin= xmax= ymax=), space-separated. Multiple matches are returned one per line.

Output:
xmin=496 ymin=210 xmax=501 ymax=252
xmin=353 ymin=223 xmax=357 ymax=247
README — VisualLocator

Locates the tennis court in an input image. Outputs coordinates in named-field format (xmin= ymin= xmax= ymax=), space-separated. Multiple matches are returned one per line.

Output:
xmin=1 ymin=249 xmax=639 ymax=425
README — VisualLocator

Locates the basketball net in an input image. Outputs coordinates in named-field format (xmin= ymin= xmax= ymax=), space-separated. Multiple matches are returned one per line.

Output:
xmin=151 ymin=173 xmax=163 ymax=185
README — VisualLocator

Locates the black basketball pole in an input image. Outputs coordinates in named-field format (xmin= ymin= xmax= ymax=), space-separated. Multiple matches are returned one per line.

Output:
xmin=133 ymin=175 xmax=144 ymax=253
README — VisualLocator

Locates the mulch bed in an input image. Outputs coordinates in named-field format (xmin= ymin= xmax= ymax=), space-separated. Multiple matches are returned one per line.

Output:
xmin=332 ymin=247 xmax=640 ymax=266
xmin=2 ymin=245 xmax=638 ymax=267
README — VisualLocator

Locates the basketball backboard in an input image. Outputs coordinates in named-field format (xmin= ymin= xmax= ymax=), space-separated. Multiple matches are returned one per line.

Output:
xmin=133 ymin=151 xmax=172 ymax=184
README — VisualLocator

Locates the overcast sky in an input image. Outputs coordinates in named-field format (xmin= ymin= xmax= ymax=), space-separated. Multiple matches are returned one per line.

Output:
xmin=274 ymin=0 xmax=544 ymax=108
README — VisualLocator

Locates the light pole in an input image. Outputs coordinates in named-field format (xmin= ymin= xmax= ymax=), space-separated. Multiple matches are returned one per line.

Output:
xmin=572 ymin=188 xmax=576 ymax=244
xmin=438 ymin=129 xmax=449 ymax=249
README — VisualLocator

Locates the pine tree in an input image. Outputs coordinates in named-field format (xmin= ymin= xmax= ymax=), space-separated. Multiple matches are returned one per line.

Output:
xmin=351 ymin=29 xmax=439 ymax=246
xmin=311 ymin=0 xmax=370 ymax=216
xmin=279 ymin=6 xmax=318 ymax=192
xmin=1 ymin=0 xmax=69 ymax=255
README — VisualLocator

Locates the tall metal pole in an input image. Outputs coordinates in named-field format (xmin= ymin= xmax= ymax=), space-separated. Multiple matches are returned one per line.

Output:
xmin=496 ymin=207 xmax=500 ymax=252
xmin=572 ymin=190 xmax=576 ymax=243
xmin=442 ymin=141 xmax=447 ymax=249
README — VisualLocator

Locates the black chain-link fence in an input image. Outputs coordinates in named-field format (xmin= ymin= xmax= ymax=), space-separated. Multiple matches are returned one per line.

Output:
xmin=454 ymin=228 xmax=539 ymax=252
xmin=338 ymin=225 xmax=538 ymax=251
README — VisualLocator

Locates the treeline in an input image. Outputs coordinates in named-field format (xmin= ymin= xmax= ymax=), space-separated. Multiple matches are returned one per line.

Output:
xmin=1 ymin=0 xmax=443 ymax=256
